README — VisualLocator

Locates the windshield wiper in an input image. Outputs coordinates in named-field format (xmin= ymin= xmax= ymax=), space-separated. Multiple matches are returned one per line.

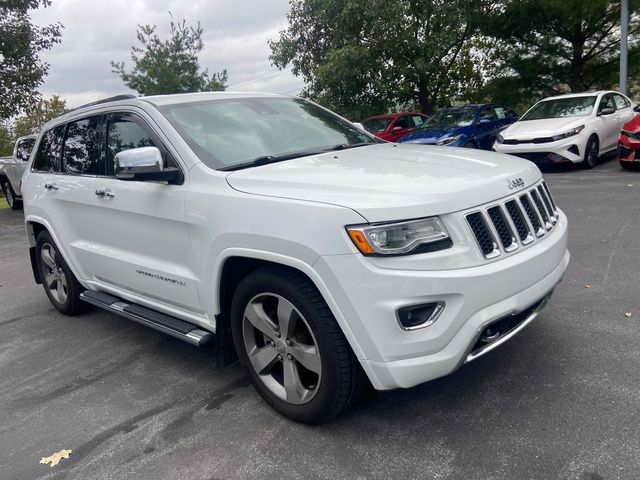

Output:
xmin=221 ymin=142 xmax=378 ymax=171
xmin=220 ymin=150 xmax=326 ymax=171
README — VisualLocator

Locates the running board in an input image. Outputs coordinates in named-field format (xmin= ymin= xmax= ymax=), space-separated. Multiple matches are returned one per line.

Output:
xmin=80 ymin=290 xmax=214 ymax=347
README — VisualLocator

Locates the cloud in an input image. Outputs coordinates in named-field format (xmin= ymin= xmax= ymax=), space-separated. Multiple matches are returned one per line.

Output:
xmin=29 ymin=0 xmax=301 ymax=107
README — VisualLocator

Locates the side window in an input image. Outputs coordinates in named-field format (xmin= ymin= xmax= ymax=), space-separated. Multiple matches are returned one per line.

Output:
xmin=106 ymin=115 xmax=157 ymax=176
xmin=613 ymin=94 xmax=630 ymax=110
xmin=599 ymin=94 xmax=615 ymax=112
xmin=32 ymin=126 xmax=65 ymax=173
xmin=494 ymin=107 xmax=507 ymax=120
xmin=62 ymin=116 xmax=101 ymax=175
xmin=479 ymin=108 xmax=498 ymax=122
xmin=394 ymin=116 xmax=410 ymax=129
xmin=16 ymin=138 xmax=36 ymax=161
xmin=411 ymin=115 xmax=425 ymax=127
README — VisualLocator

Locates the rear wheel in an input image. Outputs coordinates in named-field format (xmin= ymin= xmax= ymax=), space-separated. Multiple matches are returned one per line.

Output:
xmin=230 ymin=266 xmax=365 ymax=423
xmin=36 ymin=231 xmax=87 ymax=315
xmin=580 ymin=136 xmax=599 ymax=169
xmin=2 ymin=180 xmax=22 ymax=210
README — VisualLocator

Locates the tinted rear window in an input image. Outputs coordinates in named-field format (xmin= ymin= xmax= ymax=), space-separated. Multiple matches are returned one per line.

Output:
xmin=33 ymin=126 xmax=65 ymax=172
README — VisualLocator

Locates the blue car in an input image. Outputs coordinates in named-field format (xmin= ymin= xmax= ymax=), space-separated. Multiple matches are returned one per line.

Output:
xmin=399 ymin=104 xmax=518 ymax=150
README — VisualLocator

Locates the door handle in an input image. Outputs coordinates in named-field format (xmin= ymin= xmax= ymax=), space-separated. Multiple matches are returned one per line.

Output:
xmin=44 ymin=183 xmax=58 ymax=191
xmin=95 ymin=188 xmax=115 ymax=198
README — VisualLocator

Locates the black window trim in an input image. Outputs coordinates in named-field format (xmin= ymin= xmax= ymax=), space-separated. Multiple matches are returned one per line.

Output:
xmin=104 ymin=111 xmax=185 ymax=184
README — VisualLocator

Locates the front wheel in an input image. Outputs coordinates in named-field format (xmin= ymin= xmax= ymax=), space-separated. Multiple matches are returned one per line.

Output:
xmin=2 ymin=181 xmax=22 ymax=210
xmin=580 ymin=136 xmax=599 ymax=169
xmin=230 ymin=267 xmax=365 ymax=423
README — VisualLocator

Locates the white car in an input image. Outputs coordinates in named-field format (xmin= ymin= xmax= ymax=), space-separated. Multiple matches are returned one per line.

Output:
xmin=494 ymin=91 xmax=636 ymax=168
xmin=21 ymin=92 xmax=569 ymax=423
xmin=0 ymin=135 xmax=37 ymax=209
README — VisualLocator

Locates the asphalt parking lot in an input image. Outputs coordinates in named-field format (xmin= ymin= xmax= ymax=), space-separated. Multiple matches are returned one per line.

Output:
xmin=1 ymin=157 xmax=639 ymax=480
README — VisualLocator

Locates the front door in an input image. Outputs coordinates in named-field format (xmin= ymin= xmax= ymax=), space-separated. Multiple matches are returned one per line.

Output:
xmin=596 ymin=94 xmax=619 ymax=152
xmin=87 ymin=112 xmax=203 ymax=316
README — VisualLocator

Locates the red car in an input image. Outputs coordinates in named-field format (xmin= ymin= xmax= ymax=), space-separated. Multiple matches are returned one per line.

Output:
xmin=362 ymin=112 xmax=428 ymax=142
xmin=618 ymin=105 xmax=640 ymax=170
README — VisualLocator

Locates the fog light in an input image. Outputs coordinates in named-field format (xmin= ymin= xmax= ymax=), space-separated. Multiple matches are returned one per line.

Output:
xmin=397 ymin=302 xmax=445 ymax=330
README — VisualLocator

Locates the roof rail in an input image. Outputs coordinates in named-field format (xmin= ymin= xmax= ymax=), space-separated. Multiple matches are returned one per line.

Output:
xmin=67 ymin=94 xmax=138 ymax=113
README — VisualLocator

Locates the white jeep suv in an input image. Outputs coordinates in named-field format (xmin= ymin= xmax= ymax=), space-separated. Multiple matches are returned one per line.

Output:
xmin=22 ymin=92 xmax=569 ymax=423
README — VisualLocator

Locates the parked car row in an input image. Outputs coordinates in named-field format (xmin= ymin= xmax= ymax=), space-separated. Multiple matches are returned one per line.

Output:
xmin=361 ymin=90 xmax=639 ymax=171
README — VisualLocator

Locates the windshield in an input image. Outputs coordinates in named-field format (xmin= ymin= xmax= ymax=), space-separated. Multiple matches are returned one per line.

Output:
xmin=421 ymin=107 xmax=478 ymax=128
xmin=521 ymin=96 xmax=597 ymax=120
xmin=159 ymin=97 xmax=377 ymax=170
xmin=362 ymin=117 xmax=393 ymax=133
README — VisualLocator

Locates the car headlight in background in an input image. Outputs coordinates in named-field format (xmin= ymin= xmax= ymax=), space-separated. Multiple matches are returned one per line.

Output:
xmin=551 ymin=125 xmax=584 ymax=142
xmin=496 ymin=133 xmax=504 ymax=144
xmin=436 ymin=134 xmax=464 ymax=146
xmin=346 ymin=217 xmax=450 ymax=255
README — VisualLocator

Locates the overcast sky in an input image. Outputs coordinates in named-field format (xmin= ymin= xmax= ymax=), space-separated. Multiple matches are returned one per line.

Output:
xmin=31 ymin=0 xmax=302 ymax=108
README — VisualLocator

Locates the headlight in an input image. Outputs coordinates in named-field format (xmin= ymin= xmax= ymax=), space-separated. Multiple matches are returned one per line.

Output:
xmin=346 ymin=217 xmax=450 ymax=255
xmin=496 ymin=133 xmax=504 ymax=144
xmin=551 ymin=125 xmax=584 ymax=142
xmin=436 ymin=134 xmax=463 ymax=146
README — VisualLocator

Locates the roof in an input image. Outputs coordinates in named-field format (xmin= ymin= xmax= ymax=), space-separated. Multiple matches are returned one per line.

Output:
xmin=542 ymin=91 xmax=615 ymax=101
xmin=363 ymin=112 xmax=424 ymax=120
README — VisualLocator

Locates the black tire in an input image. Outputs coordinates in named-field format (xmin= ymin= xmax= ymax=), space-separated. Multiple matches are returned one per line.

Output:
xmin=36 ymin=231 xmax=88 ymax=315
xmin=230 ymin=266 xmax=365 ymax=423
xmin=464 ymin=141 xmax=478 ymax=149
xmin=2 ymin=180 xmax=22 ymax=210
xmin=580 ymin=136 xmax=599 ymax=169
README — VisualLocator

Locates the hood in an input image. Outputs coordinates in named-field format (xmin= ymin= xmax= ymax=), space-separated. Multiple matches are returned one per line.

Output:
xmin=502 ymin=117 xmax=587 ymax=140
xmin=400 ymin=126 xmax=467 ymax=144
xmin=226 ymin=144 xmax=541 ymax=222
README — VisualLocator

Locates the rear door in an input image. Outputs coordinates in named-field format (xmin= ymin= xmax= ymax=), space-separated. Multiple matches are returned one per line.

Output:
xmin=613 ymin=93 xmax=635 ymax=130
xmin=87 ymin=112 xmax=202 ymax=315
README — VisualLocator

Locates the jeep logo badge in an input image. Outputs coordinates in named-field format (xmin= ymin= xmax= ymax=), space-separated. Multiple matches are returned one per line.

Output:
xmin=506 ymin=177 xmax=525 ymax=190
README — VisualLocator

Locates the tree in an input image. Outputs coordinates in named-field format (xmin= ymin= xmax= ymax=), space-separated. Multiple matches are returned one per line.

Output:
xmin=112 ymin=15 xmax=228 ymax=95
xmin=13 ymin=95 xmax=67 ymax=138
xmin=478 ymin=0 xmax=640 ymax=110
xmin=0 ymin=123 xmax=15 ymax=157
xmin=0 ymin=0 xmax=63 ymax=119
xmin=269 ymin=0 xmax=491 ymax=118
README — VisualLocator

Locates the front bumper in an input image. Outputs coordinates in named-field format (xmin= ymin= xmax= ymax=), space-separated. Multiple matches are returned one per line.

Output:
xmin=618 ymin=136 xmax=640 ymax=162
xmin=315 ymin=210 xmax=569 ymax=390
xmin=494 ymin=136 xmax=586 ymax=164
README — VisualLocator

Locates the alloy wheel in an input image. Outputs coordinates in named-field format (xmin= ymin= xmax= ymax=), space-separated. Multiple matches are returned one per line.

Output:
xmin=3 ymin=183 xmax=13 ymax=208
xmin=41 ymin=243 xmax=68 ymax=304
xmin=242 ymin=293 xmax=322 ymax=405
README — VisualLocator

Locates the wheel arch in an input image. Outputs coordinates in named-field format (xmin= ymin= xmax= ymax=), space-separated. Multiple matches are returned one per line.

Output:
xmin=214 ymin=250 xmax=368 ymax=363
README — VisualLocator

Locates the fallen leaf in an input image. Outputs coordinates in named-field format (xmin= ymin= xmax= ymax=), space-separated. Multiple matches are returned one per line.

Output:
xmin=624 ymin=312 xmax=633 ymax=318
xmin=627 ymin=184 xmax=634 ymax=187
xmin=39 ymin=449 xmax=72 ymax=467
xmin=584 ymin=284 xmax=591 ymax=288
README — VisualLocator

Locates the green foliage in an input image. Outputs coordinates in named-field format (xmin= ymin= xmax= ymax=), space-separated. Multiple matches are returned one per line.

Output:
xmin=13 ymin=95 xmax=67 ymax=138
xmin=477 ymin=0 xmax=640 ymax=109
xmin=0 ymin=95 xmax=67 ymax=156
xmin=0 ymin=123 xmax=15 ymax=157
xmin=269 ymin=0 xmax=492 ymax=119
xmin=0 ymin=0 xmax=63 ymax=120
xmin=112 ymin=15 xmax=228 ymax=95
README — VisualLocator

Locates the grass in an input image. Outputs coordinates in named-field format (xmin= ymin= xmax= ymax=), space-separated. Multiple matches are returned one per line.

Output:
xmin=0 ymin=195 xmax=8 ymax=209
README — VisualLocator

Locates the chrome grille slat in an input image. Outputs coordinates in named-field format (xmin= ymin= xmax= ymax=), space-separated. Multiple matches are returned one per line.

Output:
xmin=466 ymin=182 xmax=559 ymax=259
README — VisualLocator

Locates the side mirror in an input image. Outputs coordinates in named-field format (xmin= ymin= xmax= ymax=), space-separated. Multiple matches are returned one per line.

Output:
xmin=633 ymin=105 xmax=640 ymax=113
xmin=598 ymin=107 xmax=615 ymax=116
xmin=114 ymin=146 xmax=180 ymax=182
xmin=19 ymin=151 xmax=30 ymax=161
xmin=352 ymin=122 xmax=365 ymax=130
